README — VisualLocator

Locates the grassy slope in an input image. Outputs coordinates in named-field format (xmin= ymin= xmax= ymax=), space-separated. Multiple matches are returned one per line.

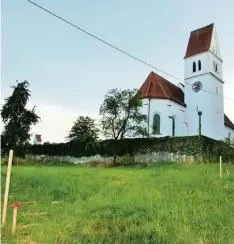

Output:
xmin=1 ymin=163 xmax=234 ymax=244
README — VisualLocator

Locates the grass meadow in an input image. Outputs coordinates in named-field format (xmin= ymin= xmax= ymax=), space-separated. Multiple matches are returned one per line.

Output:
xmin=1 ymin=163 xmax=234 ymax=244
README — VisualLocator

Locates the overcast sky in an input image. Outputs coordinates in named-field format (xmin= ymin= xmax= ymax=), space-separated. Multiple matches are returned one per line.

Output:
xmin=1 ymin=0 xmax=234 ymax=143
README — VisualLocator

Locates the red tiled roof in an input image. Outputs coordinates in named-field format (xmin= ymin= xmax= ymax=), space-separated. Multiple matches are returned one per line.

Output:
xmin=224 ymin=114 xmax=234 ymax=130
xmin=184 ymin=23 xmax=214 ymax=58
xmin=35 ymin=134 xmax=42 ymax=142
xmin=139 ymin=71 xmax=185 ymax=106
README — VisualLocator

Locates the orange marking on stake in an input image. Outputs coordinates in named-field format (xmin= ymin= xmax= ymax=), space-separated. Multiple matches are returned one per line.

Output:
xmin=12 ymin=201 xmax=19 ymax=235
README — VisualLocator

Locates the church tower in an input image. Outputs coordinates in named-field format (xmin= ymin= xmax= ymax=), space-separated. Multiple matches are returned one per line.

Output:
xmin=184 ymin=23 xmax=224 ymax=140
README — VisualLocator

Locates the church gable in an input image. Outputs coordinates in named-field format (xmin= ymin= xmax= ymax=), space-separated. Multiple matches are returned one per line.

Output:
xmin=140 ymin=71 xmax=185 ymax=106
xmin=209 ymin=25 xmax=222 ymax=59
xmin=225 ymin=114 xmax=234 ymax=130
xmin=184 ymin=23 xmax=213 ymax=58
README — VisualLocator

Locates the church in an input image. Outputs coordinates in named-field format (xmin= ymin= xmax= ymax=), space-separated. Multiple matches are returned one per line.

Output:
xmin=138 ymin=23 xmax=234 ymax=140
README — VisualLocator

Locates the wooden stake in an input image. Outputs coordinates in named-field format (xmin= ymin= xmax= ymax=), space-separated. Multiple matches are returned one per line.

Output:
xmin=12 ymin=201 xmax=19 ymax=235
xmin=220 ymin=156 xmax=222 ymax=178
xmin=226 ymin=167 xmax=230 ymax=177
xmin=2 ymin=150 xmax=14 ymax=229
xmin=17 ymin=159 xmax=19 ymax=167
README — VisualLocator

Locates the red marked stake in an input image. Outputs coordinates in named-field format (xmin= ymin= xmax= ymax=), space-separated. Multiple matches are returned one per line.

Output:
xmin=226 ymin=167 xmax=230 ymax=177
xmin=220 ymin=156 xmax=222 ymax=178
xmin=2 ymin=150 xmax=14 ymax=229
xmin=12 ymin=201 xmax=19 ymax=235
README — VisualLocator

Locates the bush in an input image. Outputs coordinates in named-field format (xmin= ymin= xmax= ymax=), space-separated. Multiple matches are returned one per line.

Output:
xmin=6 ymin=136 xmax=234 ymax=163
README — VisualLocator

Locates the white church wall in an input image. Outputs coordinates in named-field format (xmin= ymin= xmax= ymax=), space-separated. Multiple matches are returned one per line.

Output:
xmin=209 ymin=52 xmax=223 ymax=81
xmin=224 ymin=126 xmax=234 ymax=140
xmin=209 ymin=25 xmax=222 ymax=62
xmin=184 ymin=73 xmax=224 ymax=140
xmin=184 ymin=52 xmax=209 ymax=79
xmin=141 ymin=98 xmax=187 ymax=137
xmin=212 ymin=76 xmax=225 ymax=139
xmin=184 ymin=51 xmax=225 ymax=140
xmin=208 ymin=24 xmax=223 ymax=87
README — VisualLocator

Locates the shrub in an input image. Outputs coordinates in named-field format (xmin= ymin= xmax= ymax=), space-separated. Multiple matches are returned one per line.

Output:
xmin=23 ymin=136 xmax=234 ymax=163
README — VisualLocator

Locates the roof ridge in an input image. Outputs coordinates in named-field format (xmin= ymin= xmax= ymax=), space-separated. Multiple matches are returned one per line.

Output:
xmin=151 ymin=71 xmax=182 ymax=92
xmin=191 ymin=23 xmax=214 ymax=33
xmin=156 ymin=75 xmax=170 ymax=99
xmin=146 ymin=73 xmax=152 ymax=97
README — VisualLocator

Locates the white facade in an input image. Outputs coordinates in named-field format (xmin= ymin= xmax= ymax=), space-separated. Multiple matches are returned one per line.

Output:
xmin=141 ymin=98 xmax=187 ymax=137
xmin=184 ymin=25 xmax=225 ymax=140
xmin=135 ymin=24 xmax=234 ymax=141
xmin=225 ymin=126 xmax=234 ymax=139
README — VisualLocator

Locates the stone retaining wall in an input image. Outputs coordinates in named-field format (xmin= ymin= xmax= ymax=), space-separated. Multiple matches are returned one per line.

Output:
xmin=27 ymin=151 xmax=197 ymax=165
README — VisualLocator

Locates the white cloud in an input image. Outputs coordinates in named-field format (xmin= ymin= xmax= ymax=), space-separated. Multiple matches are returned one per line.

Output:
xmin=27 ymin=100 xmax=100 ymax=143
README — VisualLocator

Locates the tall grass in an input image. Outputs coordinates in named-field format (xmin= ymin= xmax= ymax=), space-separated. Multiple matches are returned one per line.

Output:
xmin=1 ymin=163 xmax=234 ymax=243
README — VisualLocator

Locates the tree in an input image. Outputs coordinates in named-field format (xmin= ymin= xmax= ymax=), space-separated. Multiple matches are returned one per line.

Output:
xmin=66 ymin=116 xmax=99 ymax=152
xmin=100 ymin=88 xmax=147 ymax=165
xmin=1 ymin=80 xmax=40 ymax=157
xmin=224 ymin=137 xmax=234 ymax=148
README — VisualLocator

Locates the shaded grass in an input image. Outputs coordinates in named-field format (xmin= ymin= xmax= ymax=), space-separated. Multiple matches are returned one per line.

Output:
xmin=1 ymin=163 xmax=234 ymax=243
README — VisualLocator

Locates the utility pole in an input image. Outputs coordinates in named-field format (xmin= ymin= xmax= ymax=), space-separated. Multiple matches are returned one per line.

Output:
xmin=198 ymin=111 xmax=202 ymax=136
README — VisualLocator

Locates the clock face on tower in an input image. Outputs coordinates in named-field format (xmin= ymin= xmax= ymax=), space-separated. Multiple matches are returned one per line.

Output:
xmin=192 ymin=81 xmax=202 ymax=92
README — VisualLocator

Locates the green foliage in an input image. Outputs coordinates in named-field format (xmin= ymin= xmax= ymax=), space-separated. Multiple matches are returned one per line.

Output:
xmin=66 ymin=116 xmax=99 ymax=153
xmin=224 ymin=137 xmax=234 ymax=148
xmin=1 ymin=164 xmax=234 ymax=243
xmin=67 ymin=116 xmax=99 ymax=143
xmin=28 ymin=135 xmax=234 ymax=163
xmin=99 ymin=88 xmax=147 ymax=165
xmin=100 ymin=88 xmax=147 ymax=140
xmin=1 ymin=80 xmax=40 ymax=157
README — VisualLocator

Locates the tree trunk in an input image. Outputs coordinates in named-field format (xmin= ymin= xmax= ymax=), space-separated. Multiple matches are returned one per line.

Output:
xmin=112 ymin=139 xmax=117 ymax=167
xmin=113 ymin=153 xmax=117 ymax=167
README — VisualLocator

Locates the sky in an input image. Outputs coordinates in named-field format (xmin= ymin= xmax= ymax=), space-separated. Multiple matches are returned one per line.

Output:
xmin=1 ymin=0 xmax=234 ymax=143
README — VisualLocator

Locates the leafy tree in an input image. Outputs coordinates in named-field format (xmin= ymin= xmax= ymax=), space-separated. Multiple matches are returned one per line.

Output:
xmin=224 ymin=137 xmax=234 ymax=148
xmin=1 ymin=80 xmax=40 ymax=157
xmin=100 ymin=88 xmax=147 ymax=165
xmin=66 ymin=116 xmax=99 ymax=152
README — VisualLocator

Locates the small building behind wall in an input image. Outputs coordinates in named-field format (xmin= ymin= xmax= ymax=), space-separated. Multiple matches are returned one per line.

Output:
xmin=33 ymin=134 xmax=42 ymax=145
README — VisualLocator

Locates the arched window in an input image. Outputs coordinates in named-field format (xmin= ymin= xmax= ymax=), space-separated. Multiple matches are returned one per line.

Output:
xmin=193 ymin=62 xmax=196 ymax=72
xmin=152 ymin=114 xmax=160 ymax=135
xmin=213 ymin=61 xmax=218 ymax=72
xmin=169 ymin=116 xmax=175 ymax=136
xmin=198 ymin=60 xmax=201 ymax=71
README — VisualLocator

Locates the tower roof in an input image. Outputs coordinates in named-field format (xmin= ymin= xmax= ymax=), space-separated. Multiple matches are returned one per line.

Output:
xmin=139 ymin=71 xmax=185 ymax=106
xmin=184 ymin=23 xmax=214 ymax=58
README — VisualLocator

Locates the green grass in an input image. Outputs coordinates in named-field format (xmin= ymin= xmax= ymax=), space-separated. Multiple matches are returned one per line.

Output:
xmin=1 ymin=163 xmax=234 ymax=244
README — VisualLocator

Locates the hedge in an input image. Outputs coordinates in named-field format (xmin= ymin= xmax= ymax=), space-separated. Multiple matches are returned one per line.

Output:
xmin=27 ymin=136 xmax=234 ymax=163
